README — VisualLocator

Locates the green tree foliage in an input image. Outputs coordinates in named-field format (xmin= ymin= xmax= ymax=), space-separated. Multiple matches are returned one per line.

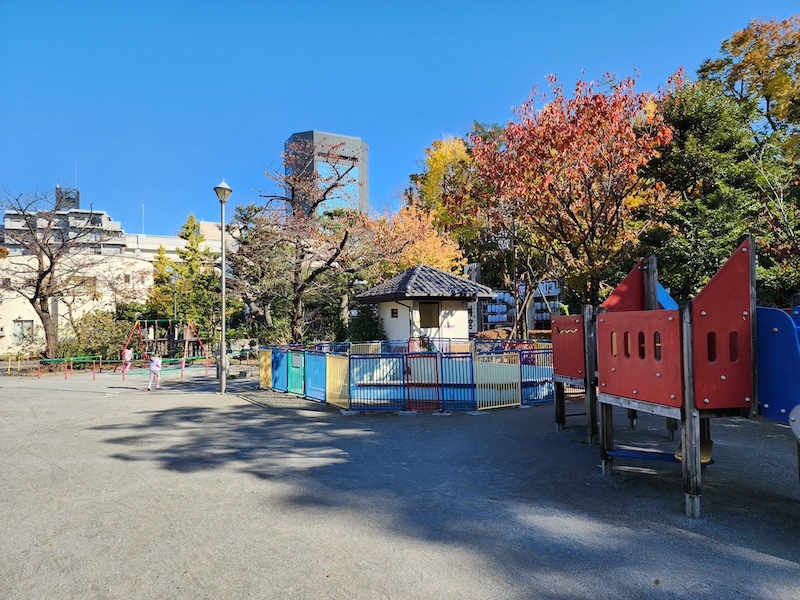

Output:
xmin=57 ymin=310 xmax=132 ymax=360
xmin=698 ymin=17 xmax=800 ymax=303
xmin=145 ymin=216 xmax=228 ymax=337
xmin=346 ymin=305 xmax=386 ymax=342
xmin=638 ymin=79 xmax=761 ymax=299
xmin=174 ymin=216 xmax=222 ymax=331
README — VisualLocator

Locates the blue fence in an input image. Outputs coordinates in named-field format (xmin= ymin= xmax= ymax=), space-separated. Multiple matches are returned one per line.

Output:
xmin=440 ymin=353 xmax=477 ymax=411
xmin=349 ymin=354 xmax=407 ymax=411
xmin=304 ymin=351 xmax=327 ymax=402
xmin=271 ymin=349 xmax=288 ymax=392
xmin=520 ymin=349 xmax=554 ymax=404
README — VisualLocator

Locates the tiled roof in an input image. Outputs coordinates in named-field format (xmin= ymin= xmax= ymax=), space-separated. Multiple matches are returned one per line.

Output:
xmin=356 ymin=265 xmax=493 ymax=303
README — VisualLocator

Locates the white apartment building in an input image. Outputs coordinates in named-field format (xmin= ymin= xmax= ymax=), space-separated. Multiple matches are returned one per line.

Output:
xmin=0 ymin=187 xmax=225 ymax=356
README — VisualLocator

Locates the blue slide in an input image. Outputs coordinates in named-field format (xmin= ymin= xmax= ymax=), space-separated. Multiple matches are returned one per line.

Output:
xmin=756 ymin=307 xmax=800 ymax=424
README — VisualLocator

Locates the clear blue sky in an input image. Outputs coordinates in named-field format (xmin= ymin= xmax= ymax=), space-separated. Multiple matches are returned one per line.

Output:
xmin=1 ymin=1 xmax=798 ymax=236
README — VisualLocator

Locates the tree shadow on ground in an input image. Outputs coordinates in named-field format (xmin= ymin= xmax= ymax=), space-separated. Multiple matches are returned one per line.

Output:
xmin=92 ymin=379 xmax=800 ymax=598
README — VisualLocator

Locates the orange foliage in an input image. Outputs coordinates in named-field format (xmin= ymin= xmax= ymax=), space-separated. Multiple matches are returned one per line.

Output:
xmin=469 ymin=74 xmax=674 ymax=303
xmin=372 ymin=206 xmax=466 ymax=276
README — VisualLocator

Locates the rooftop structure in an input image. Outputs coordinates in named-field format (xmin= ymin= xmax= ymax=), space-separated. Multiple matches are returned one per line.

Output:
xmin=357 ymin=265 xmax=493 ymax=304
xmin=285 ymin=130 xmax=369 ymax=214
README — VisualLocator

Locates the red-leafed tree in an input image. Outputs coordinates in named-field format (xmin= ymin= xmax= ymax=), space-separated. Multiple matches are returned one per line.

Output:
xmin=467 ymin=74 xmax=675 ymax=305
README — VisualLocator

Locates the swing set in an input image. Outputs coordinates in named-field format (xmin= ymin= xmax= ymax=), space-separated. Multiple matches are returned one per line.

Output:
xmin=119 ymin=319 xmax=210 ymax=366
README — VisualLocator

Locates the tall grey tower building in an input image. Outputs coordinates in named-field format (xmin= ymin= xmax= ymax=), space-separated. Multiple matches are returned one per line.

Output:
xmin=285 ymin=130 xmax=369 ymax=214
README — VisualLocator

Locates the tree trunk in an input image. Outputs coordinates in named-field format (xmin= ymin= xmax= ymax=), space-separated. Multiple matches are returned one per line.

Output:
xmin=32 ymin=297 xmax=58 ymax=358
xmin=340 ymin=292 xmax=349 ymax=327
xmin=290 ymin=294 xmax=304 ymax=343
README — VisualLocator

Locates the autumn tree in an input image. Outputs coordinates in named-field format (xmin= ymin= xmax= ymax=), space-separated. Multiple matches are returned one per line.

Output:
xmin=253 ymin=138 xmax=376 ymax=343
xmin=229 ymin=138 xmax=469 ymax=343
xmin=699 ymin=15 xmax=800 ymax=136
xmin=372 ymin=205 xmax=466 ymax=277
xmin=468 ymin=74 xmax=674 ymax=305
xmin=408 ymin=125 xmax=515 ymax=291
xmin=0 ymin=188 xmax=134 ymax=357
xmin=699 ymin=16 xmax=800 ymax=302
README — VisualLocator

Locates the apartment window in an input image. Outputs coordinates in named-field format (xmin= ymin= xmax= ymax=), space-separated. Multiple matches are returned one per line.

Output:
xmin=390 ymin=308 xmax=398 ymax=318
xmin=12 ymin=320 xmax=34 ymax=345
xmin=418 ymin=302 xmax=439 ymax=329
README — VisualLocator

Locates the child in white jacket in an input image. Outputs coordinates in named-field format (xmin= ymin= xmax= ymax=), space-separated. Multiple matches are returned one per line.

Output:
xmin=148 ymin=354 xmax=162 ymax=391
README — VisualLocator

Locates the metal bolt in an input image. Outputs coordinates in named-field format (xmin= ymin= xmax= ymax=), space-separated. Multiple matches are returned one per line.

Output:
xmin=670 ymin=394 xmax=676 ymax=399
xmin=744 ymin=397 xmax=751 ymax=402
xmin=633 ymin=390 xmax=638 ymax=395
xmin=703 ymin=398 xmax=710 ymax=404
xmin=601 ymin=383 xmax=606 ymax=387
xmin=781 ymin=409 xmax=786 ymax=414
xmin=764 ymin=403 xmax=770 ymax=409
xmin=791 ymin=417 xmax=797 ymax=422
xmin=656 ymin=372 xmax=661 ymax=378
xmin=743 ymin=311 xmax=749 ymax=317
xmin=773 ymin=328 xmax=779 ymax=333
xmin=611 ymin=367 xmax=616 ymax=372
xmin=701 ymin=311 xmax=707 ymax=316
xmin=720 ymin=375 xmax=726 ymax=381
xmin=668 ymin=317 xmax=673 ymax=321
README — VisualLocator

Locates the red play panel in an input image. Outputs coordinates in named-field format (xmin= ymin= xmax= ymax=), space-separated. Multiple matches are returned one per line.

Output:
xmin=597 ymin=310 xmax=683 ymax=408
xmin=552 ymin=315 xmax=586 ymax=380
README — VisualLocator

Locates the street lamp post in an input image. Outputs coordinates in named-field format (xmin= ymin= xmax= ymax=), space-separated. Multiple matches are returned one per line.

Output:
xmin=214 ymin=180 xmax=232 ymax=394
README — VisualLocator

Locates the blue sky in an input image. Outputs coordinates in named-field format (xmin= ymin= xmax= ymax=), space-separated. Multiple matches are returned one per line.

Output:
xmin=1 ymin=1 xmax=798 ymax=236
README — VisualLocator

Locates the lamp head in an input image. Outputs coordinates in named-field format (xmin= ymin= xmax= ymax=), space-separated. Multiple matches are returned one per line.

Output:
xmin=214 ymin=180 xmax=233 ymax=204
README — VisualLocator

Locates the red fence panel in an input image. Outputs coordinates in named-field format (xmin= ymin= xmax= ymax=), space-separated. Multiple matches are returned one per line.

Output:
xmin=551 ymin=315 xmax=586 ymax=380
xmin=690 ymin=238 xmax=754 ymax=410
xmin=406 ymin=353 xmax=441 ymax=411
xmin=597 ymin=310 xmax=683 ymax=408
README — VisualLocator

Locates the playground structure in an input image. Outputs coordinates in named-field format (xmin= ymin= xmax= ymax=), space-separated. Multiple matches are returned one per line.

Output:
xmin=121 ymin=319 xmax=210 ymax=363
xmin=551 ymin=236 xmax=800 ymax=517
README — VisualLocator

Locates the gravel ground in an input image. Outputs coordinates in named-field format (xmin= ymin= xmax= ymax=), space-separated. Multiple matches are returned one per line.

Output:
xmin=1 ymin=366 xmax=799 ymax=599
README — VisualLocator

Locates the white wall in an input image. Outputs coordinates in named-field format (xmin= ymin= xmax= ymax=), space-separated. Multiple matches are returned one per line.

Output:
xmin=0 ymin=254 xmax=153 ymax=355
xmin=378 ymin=301 xmax=412 ymax=340
xmin=376 ymin=300 xmax=469 ymax=340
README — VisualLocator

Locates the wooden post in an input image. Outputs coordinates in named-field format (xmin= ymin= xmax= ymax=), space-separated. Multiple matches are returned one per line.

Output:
xmin=555 ymin=381 xmax=566 ymax=431
xmin=681 ymin=304 xmax=701 ymax=518
xmin=601 ymin=403 xmax=614 ymax=476
xmin=583 ymin=304 xmax=598 ymax=444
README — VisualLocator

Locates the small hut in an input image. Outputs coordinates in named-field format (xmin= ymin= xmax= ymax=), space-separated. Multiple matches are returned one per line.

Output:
xmin=356 ymin=265 xmax=493 ymax=341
